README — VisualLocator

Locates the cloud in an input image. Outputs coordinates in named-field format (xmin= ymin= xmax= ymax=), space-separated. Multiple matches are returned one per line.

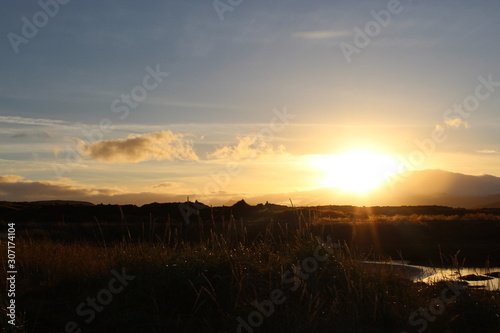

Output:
xmin=0 ymin=116 xmax=67 ymax=127
xmin=11 ymin=131 xmax=51 ymax=139
xmin=0 ymin=175 xmax=25 ymax=183
xmin=292 ymin=30 xmax=351 ymax=39
xmin=81 ymin=131 xmax=198 ymax=163
xmin=0 ymin=176 xmax=120 ymax=201
xmin=444 ymin=118 xmax=470 ymax=129
xmin=153 ymin=182 xmax=179 ymax=189
xmin=477 ymin=149 xmax=498 ymax=154
xmin=208 ymin=136 xmax=286 ymax=160
xmin=0 ymin=175 xmax=190 ymax=205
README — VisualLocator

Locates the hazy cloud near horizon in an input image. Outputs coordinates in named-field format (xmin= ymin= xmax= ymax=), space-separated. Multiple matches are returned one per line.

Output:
xmin=0 ymin=175 xmax=185 ymax=204
xmin=2 ymin=170 xmax=500 ymax=207
xmin=0 ymin=175 xmax=119 ymax=201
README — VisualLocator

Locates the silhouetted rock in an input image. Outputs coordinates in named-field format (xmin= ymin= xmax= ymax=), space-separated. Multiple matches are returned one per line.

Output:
xmin=459 ymin=274 xmax=494 ymax=281
xmin=486 ymin=272 xmax=500 ymax=278
xmin=232 ymin=199 xmax=250 ymax=209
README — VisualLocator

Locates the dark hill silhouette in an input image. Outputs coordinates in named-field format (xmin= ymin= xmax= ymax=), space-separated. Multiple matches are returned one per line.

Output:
xmin=231 ymin=199 xmax=254 ymax=214
xmin=2 ymin=198 xmax=500 ymax=225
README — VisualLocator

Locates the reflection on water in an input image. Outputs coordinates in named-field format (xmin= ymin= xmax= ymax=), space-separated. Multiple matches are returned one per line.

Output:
xmin=419 ymin=267 xmax=500 ymax=291
xmin=360 ymin=261 xmax=500 ymax=291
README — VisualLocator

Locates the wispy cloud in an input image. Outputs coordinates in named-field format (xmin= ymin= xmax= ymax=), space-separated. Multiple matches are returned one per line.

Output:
xmin=477 ymin=149 xmax=498 ymax=154
xmin=208 ymin=136 xmax=286 ymax=160
xmin=11 ymin=131 xmax=51 ymax=139
xmin=81 ymin=131 xmax=199 ymax=163
xmin=445 ymin=118 xmax=470 ymax=129
xmin=292 ymin=30 xmax=352 ymax=40
xmin=0 ymin=175 xmax=25 ymax=183
xmin=153 ymin=182 xmax=180 ymax=189
xmin=0 ymin=116 xmax=68 ymax=127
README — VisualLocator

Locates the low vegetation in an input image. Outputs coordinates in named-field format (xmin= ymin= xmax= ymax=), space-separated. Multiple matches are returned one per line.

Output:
xmin=1 ymin=203 xmax=499 ymax=332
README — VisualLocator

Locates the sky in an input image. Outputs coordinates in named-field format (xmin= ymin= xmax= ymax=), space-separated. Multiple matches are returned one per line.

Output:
xmin=1 ymin=0 xmax=500 ymax=205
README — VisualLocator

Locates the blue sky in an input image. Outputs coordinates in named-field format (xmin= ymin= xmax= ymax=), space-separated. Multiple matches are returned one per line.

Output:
xmin=1 ymin=0 xmax=500 ymax=205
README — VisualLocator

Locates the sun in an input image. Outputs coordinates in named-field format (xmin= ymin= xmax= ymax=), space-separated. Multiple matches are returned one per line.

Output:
xmin=311 ymin=150 xmax=399 ymax=194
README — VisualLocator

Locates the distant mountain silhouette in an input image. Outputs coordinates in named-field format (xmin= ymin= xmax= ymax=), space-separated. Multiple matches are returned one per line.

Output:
xmin=386 ymin=169 xmax=500 ymax=197
xmin=473 ymin=200 xmax=500 ymax=209
xmin=241 ymin=170 xmax=500 ymax=208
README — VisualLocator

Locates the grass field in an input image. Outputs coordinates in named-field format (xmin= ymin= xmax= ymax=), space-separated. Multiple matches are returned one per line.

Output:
xmin=1 ymin=205 xmax=500 ymax=332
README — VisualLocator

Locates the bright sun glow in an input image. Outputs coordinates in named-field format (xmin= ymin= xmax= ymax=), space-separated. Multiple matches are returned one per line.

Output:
xmin=311 ymin=150 xmax=399 ymax=194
